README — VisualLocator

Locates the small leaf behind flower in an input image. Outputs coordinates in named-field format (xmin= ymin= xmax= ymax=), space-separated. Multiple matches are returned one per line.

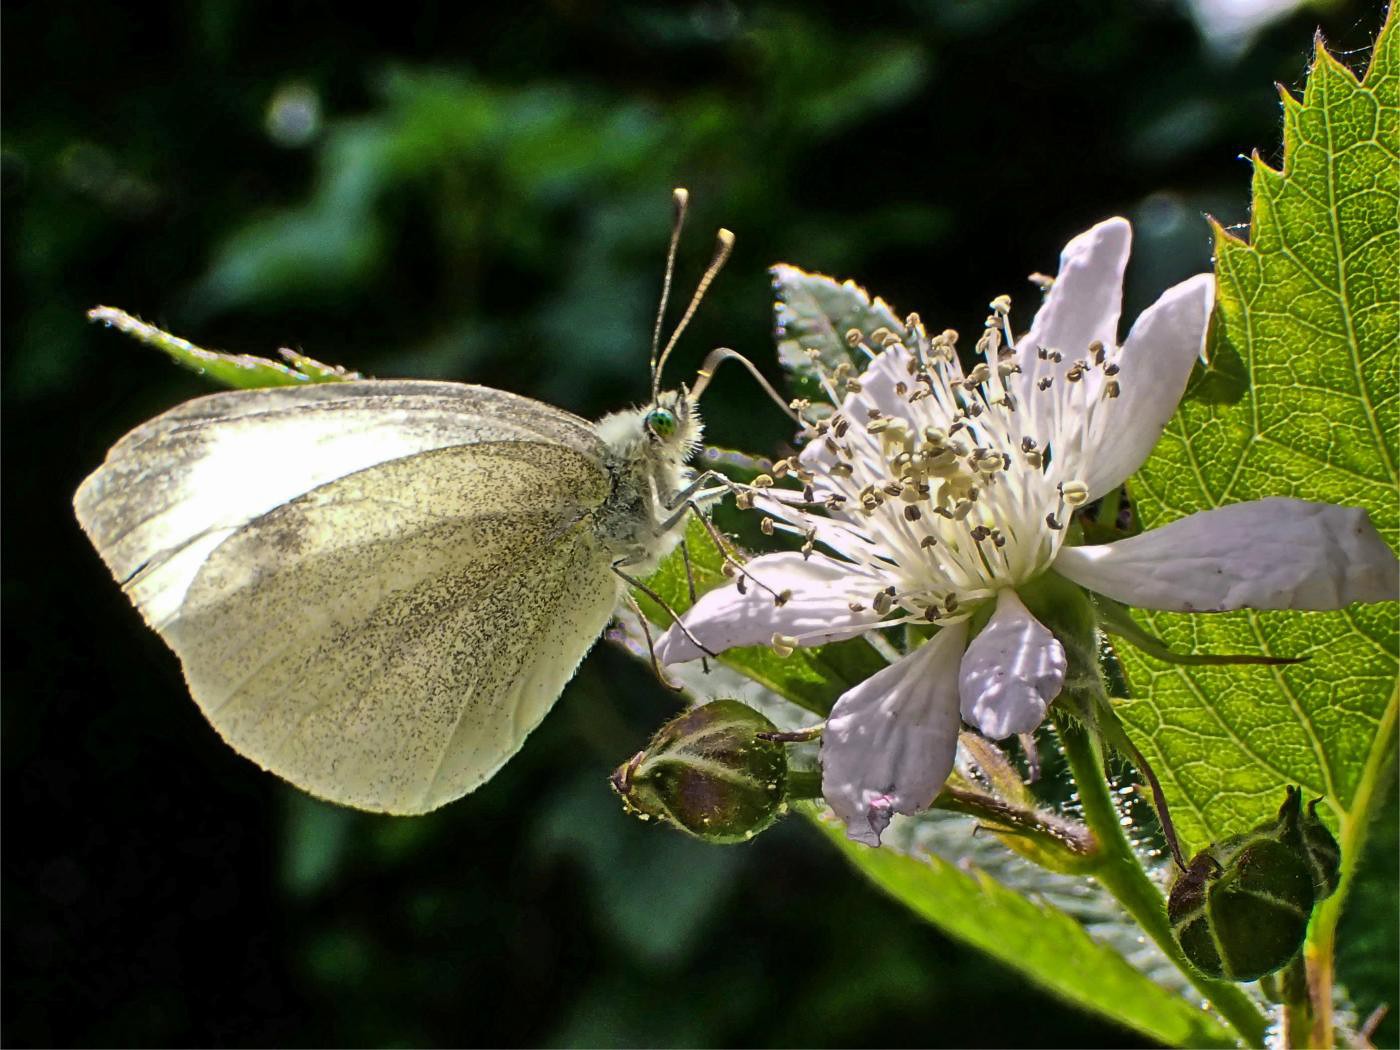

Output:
xmin=770 ymin=264 xmax=906 ymax=395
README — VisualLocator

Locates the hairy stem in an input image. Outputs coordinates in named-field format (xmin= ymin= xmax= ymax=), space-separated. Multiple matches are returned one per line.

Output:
xmin=1055 ymin=710 xmax=1271 ymax=1048
xmin=1302 ymin=687 xmax=1397 ymax=1048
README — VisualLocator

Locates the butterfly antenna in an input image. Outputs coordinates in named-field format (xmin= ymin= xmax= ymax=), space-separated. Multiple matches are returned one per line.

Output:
xmin=649 ymin=188 xmax=690 ymax=399
xmin=652 ymin=227 xmax=734 ymax=402
xmin=691 ymin=346 xmax=800 ymax=423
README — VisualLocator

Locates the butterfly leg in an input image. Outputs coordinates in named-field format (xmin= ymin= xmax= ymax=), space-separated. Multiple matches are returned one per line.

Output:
xmin=621 ymin=591 xmax=685 ymax=691
xmin=662 ymin=468 xmax=736 ymax=513
xmin=612 ymin=560 xmax=720 ymax=661
xmin=660 ymin=496 xmax=789 ymax=606
xmin=678 ymin=540 xmax=711 ymax=675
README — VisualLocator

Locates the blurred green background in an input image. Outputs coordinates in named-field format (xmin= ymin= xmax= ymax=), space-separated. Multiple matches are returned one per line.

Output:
xmin=4 ymin=1 xmax=1392 ymax=1046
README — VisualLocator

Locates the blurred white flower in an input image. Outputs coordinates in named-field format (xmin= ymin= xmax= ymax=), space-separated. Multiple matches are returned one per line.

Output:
xmin=658 ymin=218 xmax=1399 ymax=846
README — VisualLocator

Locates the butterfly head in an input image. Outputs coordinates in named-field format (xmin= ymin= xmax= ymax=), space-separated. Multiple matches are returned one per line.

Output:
xmin=644 ymin=388 xmax=702 ymax=454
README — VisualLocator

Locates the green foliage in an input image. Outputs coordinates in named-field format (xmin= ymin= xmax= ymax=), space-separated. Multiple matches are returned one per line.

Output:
xmin=812 ymin=810 xmax=1238 ymax=1048
xmin=1118 ymin=17 xmax=1398 ymax=857
xmin=88 ymin=306 xmax=360 ymax=388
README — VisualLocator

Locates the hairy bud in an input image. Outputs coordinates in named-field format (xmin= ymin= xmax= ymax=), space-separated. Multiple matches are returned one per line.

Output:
xmin=1168 ymin=786 xmax=1339 ymax=982
xmin=611 ymin=700 xmax=788 ymax=843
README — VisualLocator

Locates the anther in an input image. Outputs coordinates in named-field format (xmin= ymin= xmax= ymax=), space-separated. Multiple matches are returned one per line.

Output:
xmin=774 ymin=589 xmax=793 ymax=607
xmin=760 ymin=517 xmax=775 ymax=535
xmin=770 ymin=634 xmax=797 ymax=657
xmin=736 ymin=490 xmax=754 ymax=510
xmin=903 ymin=504 xmax=922 ymax=522
xmin=1060 ymin=479 xmax=1090 ymax=507
xmin=872 ymin=591 xmax=893 ymax=616
xmin=848 ymin=602 xmax=866 ymax=613
xmin=1037 ymin=377 xmax=1053 ymax=391
xmin=919 ymin=535 xmax=937 ymax=548
xmin=752 ymin=474 xmax=775 ymax=488
xmin=1089 ymin=340 xmax=1106 ymax=365
xmin=989 ymin=294 xmax=1012 ymax=315
xmin=844 ymin=328 xmax=863 ymax=346
xmin=1104 ymin=363 xmax=1120 ymax=376
xmin=969 ymin=525 xmax=991 ymax=541
xmin=1104 ymin=380 xmax=1121 ymax=399
xmin=1045 ymin=513 xmax=1064 ymax=530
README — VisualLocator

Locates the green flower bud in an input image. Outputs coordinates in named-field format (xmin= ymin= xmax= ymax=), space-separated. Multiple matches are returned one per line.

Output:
xmin=611 ymin=700 xmax=788 ymax=844
xmin=1168 ymin=787 xmax=1326 ymax=982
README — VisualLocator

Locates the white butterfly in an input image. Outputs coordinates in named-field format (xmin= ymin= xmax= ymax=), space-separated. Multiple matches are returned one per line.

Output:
xmin=74 ymin=190 xmax=784 ymax=815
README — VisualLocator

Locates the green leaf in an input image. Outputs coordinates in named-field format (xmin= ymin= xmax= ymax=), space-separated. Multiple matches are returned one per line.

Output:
xmin=770 ymin=264 xmax=906 ymax=396
xmin=88 ymin=305 xmax=361 ymax=388
xmin=636 ymin=515 xmax=887 ymax=716
xmin=811 ymin=809 xmax=1238 ymax=1048
xmin=1117 ymin=18 xmax=1398 ymax=856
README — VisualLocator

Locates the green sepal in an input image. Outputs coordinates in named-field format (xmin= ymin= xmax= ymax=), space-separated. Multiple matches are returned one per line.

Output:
xmin=1090 ymin=591 xmax=1304 ymax=668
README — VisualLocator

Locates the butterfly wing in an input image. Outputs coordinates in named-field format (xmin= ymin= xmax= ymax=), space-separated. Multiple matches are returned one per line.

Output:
xmin=75 ymin=381 xmax=619 ymax=813
xmin=74 ymin=380 xmax=604 ymax=629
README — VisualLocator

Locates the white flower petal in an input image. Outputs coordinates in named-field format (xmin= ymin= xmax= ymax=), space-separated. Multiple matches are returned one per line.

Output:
xmin=1053 ymin=498 xmax=1400 ymax=612
xmin=959 ymin=588 xmax=1066 ymax=738
xmin=822 ymin=621 xmax=968 ymax=846
xmin=1016 ymin=218 xmax=1131 ymax=381
xmin=1080 ymin=273 xmax=1215 ymax=499
xmin=655 ymin=552 xmax=881 ymax=664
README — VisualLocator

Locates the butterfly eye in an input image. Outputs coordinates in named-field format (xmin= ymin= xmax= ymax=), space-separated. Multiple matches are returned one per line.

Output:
xmin=647 ymin=407 xmax=678 ymax=439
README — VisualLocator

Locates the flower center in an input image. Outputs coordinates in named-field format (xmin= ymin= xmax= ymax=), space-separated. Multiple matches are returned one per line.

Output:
xmin=767 ymin=294 xmax=1122 ymax=622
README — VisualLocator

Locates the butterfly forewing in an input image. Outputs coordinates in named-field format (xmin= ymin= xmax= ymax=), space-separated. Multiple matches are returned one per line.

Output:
xmin=74 ymin=380 xmax=604 ymax=629
xmin=75 ymin=381 xmax=619 ymax=813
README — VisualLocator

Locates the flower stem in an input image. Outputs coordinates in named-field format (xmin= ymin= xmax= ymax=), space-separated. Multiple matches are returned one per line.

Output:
xmin=1054 ymin=710 xmax=1271 ymax=1048
xmin=784 ymin=767 xmax=824 ymax=801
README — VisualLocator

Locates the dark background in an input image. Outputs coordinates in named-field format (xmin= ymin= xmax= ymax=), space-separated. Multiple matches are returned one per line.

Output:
xmin=4 ymin=2 xmax=1393 ymax=1047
